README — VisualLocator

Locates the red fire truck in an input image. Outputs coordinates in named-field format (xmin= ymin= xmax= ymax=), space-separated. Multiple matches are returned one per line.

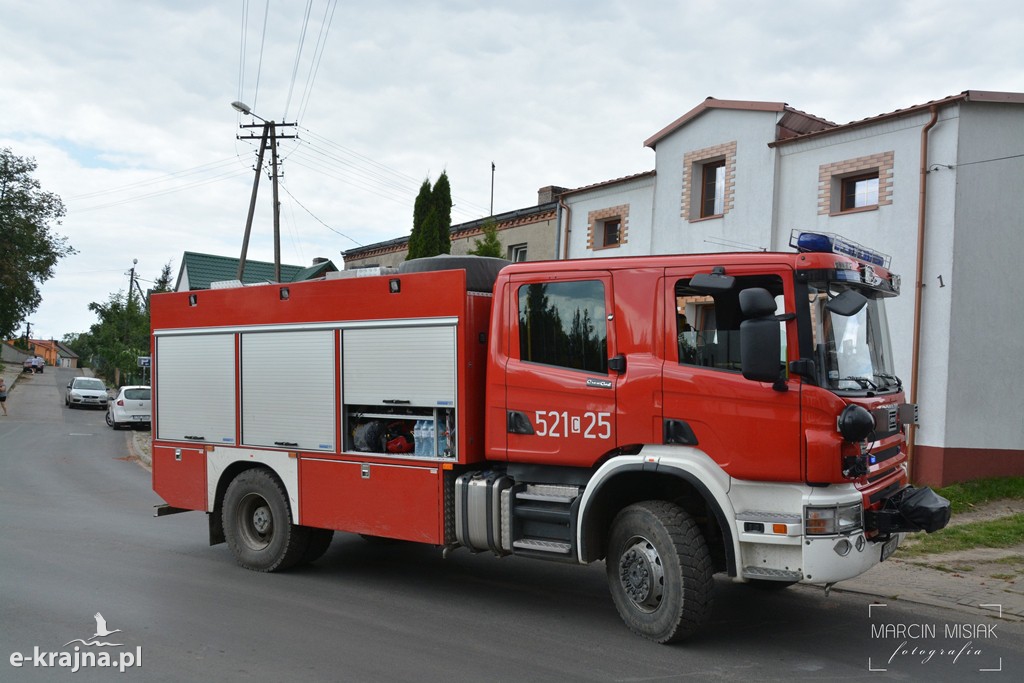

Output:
xmin=151 ymin=231 xmax=949 ymax=642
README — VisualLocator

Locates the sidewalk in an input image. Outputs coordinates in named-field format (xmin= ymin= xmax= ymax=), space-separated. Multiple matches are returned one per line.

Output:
xmin=828 ymin=501 xmax=1024 ymax=621
xmin=1 ymin=362 xmax=27 ymax=411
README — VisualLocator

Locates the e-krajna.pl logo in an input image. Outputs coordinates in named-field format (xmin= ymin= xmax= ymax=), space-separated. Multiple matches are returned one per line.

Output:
xmin=8 ymin=613 xmax=141 ymax=673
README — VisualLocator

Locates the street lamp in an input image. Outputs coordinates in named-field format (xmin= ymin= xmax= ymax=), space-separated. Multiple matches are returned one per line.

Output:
xmin=231 ymin=100 xmax=265 ymax=122
xmin=231 ymin=101 xmax=293 ymax=282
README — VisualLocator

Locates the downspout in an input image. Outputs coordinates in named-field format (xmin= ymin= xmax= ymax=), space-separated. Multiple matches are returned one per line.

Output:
xmin=559 ymin=196 xmax=572 ymax=260
xmin=907 ymin=105 xmax=939 ymax=479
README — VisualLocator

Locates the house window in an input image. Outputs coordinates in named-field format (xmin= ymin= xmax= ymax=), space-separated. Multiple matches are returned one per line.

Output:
xmin=509 ymin=244 xmax=528 ymax=262
xmin=587 ymin=205 xmax=629 ymax=251
xmin=602 ymin=219 xmax=621 ymax=247
xmin=841 ymin=173 xmax=879 ymax=211
xmin=682 ymin=141 xmax=736 ymax=222
xmin=818 ymin=152 xmax=894 ymax=216
xmin=701 ymin=160 xmax=726 ymax=217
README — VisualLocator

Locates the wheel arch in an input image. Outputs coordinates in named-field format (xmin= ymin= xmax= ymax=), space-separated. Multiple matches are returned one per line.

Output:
xmin=209 ymin=458 xmax=294 ymax=546
xmin=578 ymin=452 xmax=737 ymax=577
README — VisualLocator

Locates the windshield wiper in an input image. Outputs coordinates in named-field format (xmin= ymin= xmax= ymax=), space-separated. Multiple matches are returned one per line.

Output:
xmin=842 ymin=376 xmax=879 ymax=390
xmin=874 ymin=372 xmax=903 ymax=389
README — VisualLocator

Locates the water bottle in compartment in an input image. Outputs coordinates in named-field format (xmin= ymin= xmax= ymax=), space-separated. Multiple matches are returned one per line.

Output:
xmin=424 ymin=419 xmax=435 ymax=456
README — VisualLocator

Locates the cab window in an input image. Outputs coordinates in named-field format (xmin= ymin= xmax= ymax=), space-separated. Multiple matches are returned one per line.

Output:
xmin=518 ymin=280 xmax=608 ymax=373
xmin=674 ymin=274 xmax=785 ymax=370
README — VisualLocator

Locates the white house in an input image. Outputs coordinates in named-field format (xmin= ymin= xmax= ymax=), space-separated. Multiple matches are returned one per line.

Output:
xmin=559 ymin=91 xmax=1024 ymax=486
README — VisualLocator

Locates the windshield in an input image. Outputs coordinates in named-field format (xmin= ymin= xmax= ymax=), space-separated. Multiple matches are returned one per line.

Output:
xmin=75 ymin=379 xmax=106 ymax=391
xmin=810 ymin=285 xmax=898 ymax=393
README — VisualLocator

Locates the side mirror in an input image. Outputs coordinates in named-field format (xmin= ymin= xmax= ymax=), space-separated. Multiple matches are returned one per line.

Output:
xmin=690 ymin=271 xmax=736 ymax=293
xmin=739 ymin=288 xmax=783 ymax=385
xmin=826 ymin=288 xmax=868 ymax=316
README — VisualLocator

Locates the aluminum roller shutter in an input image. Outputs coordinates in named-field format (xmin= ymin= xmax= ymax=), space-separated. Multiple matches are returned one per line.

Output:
xmin=343 ymin=325 xmax=456 ymax=407
xmin=155 ymin=333 xmax=236 ymax=444
xmin=241 ymin=330 xmax=336 ymax=451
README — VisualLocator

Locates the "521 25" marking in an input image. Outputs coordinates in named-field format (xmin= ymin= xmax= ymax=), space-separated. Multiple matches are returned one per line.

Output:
xmin=534 ymin=411 xmax=611 ymax=440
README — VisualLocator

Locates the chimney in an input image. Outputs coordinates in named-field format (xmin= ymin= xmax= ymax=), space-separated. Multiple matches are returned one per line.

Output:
xmin=537 ymin=185 xmax=569 ymax=204
xmin=312 ymin=257 xmax=328 ymax=265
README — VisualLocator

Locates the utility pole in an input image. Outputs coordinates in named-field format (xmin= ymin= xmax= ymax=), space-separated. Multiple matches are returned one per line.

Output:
xmin=490 ymin=162 xmax=495 ymax=217
xmin=233 ymin=102 xmax=296 ymax=282
xmin=127 ymin=258 xmax=138 ymax=308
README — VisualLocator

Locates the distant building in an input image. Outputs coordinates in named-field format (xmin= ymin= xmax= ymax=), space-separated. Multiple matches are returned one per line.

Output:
xmin=342 ymin=186 xmax=567 ymax=270
xmin=2 ymin=339 xmax=78 ymax=368
xmin=174 ymin=252 xmax=338 ymax=291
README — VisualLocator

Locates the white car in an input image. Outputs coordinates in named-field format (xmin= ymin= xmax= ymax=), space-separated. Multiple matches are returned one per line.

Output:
xmin=106 ymin=386 xmax=151 ymax=429
xmin=66 ymin=377 xmax=109 ymax=409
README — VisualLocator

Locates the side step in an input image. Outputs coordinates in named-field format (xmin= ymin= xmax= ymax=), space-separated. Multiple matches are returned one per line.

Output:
xmin=742 ymin=566 xmax=803 ymax=582
xmin=508 ymin=484 xmax=580 ymax=561
xmin=512 ymin=538 xmax=571 ymax=554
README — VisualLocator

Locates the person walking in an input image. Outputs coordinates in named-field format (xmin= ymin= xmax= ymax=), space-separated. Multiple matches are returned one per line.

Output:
xmin=0 ymin=378 xmax=8 ymax=416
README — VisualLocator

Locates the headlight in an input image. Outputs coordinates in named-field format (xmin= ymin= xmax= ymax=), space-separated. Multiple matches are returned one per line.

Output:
xmin=805 ymin=503 xmax=863 ymax=535
xmin=71 ymin=392 xmax=82 ymax=399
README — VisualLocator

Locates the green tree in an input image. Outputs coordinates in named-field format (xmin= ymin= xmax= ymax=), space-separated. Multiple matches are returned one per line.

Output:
xmin=0 ymin=148 xmax=76 ymax=339
xmin=62 ymin=261 xmax=172 ymax=383
xmin=432 ymin=171 xmax=452 ymax=255
xmin=152 ymin=261 xmax=174 ymax=295
xmin=407 ymin=172 xmax=454 ymax=260
xmin=84 ymin=291 xmax=150 ymax=385
xmin=407 ymin=179 xmax=433 ymax=260
xmin=468 ymin=218 xmax=503 ymax=257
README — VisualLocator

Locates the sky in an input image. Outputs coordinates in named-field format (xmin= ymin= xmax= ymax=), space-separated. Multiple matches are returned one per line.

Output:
xmin=2 ymin=0 xmax=1022 ymax=341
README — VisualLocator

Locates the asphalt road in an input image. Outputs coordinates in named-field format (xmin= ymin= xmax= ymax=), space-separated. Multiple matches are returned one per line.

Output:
xmin=1 ymin=367 xmax=1022 ymax=682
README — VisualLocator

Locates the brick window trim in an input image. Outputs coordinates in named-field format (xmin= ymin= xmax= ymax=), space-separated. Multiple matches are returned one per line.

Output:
xmin=587 ymin=205 xmax=630 ymax=250
xmin=681 ymin=141 xmax=737 ymax=221
xmin=818 ymin=151 xmax=894 ymax=216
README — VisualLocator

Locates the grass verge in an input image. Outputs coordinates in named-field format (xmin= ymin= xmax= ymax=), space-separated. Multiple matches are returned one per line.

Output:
xmin=933 ymin=477 xmax=1024 ymax=514
xmin=898 ymin=514 xmax=1024 ymax=556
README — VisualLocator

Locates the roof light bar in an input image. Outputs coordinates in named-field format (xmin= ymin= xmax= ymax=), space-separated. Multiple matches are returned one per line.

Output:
xmin=789 ymin=230 xmax=891 ymax=269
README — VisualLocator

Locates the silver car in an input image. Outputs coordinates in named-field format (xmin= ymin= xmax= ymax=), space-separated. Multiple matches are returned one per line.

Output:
xmin=66 ymin=377 xmax=109 ymax=409
xmin=106 ymin=385 xmax=151 ymax=429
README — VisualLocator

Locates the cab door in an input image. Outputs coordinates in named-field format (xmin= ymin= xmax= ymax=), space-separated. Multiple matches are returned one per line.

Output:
xmin=502 ymin=272 xmax=617 ymax=468
xmin=662 ymin=266 xmax=803 ymax=482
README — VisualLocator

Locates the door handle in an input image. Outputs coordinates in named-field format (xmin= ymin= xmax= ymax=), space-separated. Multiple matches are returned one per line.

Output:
xmin=507 ymin=410 xmax=535 ymax=435
xmin=608 ymin=354 xmax=626 ymax=373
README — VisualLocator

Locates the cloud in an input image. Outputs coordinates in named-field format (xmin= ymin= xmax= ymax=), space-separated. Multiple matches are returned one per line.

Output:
xmin=1 ymin=0 xmax=1021 ymax=338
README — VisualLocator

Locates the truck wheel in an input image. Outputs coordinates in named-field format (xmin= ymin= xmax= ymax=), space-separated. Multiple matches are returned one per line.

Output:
xmin=223 ymin=469 xmax=308 ymax=572
xmin=302 ymin=528 xmax=334 ymax=564
xmin=606 ymin=501 xmax=713 ymax=643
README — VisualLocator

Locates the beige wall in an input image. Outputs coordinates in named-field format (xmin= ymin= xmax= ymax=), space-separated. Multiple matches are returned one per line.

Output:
xmin=343 ymin=208 xmax=558 ymax=270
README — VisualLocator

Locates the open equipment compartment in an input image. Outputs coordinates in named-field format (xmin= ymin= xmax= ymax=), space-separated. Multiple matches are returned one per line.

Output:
xmin=341 ymin=323 xmax=458 ymax=459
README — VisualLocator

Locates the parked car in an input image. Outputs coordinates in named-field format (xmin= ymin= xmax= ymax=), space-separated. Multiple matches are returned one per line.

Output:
xmin=65 ymin=377 xmax=109 ymax=409
xmin=106 ymin=386 xmax=151 ymax=429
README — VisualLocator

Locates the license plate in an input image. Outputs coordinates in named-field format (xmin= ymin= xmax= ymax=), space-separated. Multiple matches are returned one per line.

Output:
xmin=131 ymin=415 xmax=148 ymax=421
xmin=880 ymin=535 xmax=900 ymax=561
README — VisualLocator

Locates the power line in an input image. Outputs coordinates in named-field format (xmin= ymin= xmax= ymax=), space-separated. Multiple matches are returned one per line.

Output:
xmin=280 ymin=180 xmax=363 ymax=246
xmin=283 ymin=0 xmax=314 ymax=120
xmin=66 ymin=157 xmax=242 ymax=201
xmin=251 ymin=0 xmax=270 ymax=112
xmin=237 ymin=0 xmax=248 ymax=102
xmin=296 ymin=0 xmax=338 ymax=124
xmin=68 ymin=168 xmax=250 ymax=212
